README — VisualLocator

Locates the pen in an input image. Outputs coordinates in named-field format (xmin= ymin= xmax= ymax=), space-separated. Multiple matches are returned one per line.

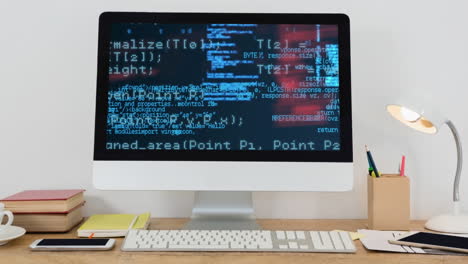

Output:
xmin=365 ymin=145 xmax=380 ymax=177
xmin=366 ymin=153 xmax=373 ymax=169
xmin=400 ymin=155 xmax=406 ymax=176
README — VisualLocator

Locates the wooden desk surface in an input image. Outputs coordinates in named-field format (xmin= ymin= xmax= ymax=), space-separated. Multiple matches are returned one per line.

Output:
xmin=0 ymin=218 xmax=466 ymax=263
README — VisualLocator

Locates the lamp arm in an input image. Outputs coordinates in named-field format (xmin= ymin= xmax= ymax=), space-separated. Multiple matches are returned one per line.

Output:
xmin=445 ymin=120 xmax=463 ymax=205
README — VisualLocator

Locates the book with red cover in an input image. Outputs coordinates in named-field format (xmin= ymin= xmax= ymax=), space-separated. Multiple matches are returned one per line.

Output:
xmin=1 ymin=189 xmax=85 ymax=213
xmin=1 ymin=190 xmax=84 ymax=201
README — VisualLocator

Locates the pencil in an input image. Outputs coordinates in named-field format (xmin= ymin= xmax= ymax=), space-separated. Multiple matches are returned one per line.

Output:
xmin=365 ymin=145 xmax=380 ymax=177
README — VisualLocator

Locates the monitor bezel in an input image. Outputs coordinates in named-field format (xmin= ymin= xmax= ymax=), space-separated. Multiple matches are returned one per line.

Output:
xmin=94 ymin=12 xmax=352 ymax=162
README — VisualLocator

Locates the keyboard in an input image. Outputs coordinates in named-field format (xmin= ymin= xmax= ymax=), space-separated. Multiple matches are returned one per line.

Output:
xmin=122 ymin=229 xmax=356 ymax=253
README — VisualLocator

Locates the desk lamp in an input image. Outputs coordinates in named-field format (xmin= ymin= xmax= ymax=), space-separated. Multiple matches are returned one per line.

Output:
xmin=387 ymin=104 xmax=468 ymax=233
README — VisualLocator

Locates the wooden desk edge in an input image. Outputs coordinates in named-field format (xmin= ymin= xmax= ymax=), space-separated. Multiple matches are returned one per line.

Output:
xmin=0 ymin=219 xmax=465 ymax=264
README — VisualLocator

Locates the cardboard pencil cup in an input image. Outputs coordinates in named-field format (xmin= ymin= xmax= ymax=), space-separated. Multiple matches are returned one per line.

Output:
xmin=368 ymin=174 xmax=410 ymax=230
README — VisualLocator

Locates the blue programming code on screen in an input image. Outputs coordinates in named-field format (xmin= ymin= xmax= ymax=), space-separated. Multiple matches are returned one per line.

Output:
xmin=106 ymin=23 xmax=341 ymax=151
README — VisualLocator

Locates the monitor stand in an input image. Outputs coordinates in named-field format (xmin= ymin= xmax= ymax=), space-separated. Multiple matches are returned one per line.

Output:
xmin=183 ymin=191 xmax=261 ymax=230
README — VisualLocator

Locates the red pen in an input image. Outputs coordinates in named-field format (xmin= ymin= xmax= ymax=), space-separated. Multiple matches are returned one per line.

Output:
xmin=400 ymin=155 xmax=406 ymax=176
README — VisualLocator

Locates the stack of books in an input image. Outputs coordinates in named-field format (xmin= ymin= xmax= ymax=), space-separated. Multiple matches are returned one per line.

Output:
xmin=0 ymin=190 xmax=85 ymax=232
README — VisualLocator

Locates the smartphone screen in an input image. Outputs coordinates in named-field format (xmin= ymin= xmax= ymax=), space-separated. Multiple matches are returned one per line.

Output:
xmin=37 ymin=239 xmax=110 ymax=246
xmin=399 ymin=232 xmax=468 ymax=250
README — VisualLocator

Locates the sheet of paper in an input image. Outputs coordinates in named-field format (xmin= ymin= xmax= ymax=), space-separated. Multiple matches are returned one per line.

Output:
xmin=357 ymin=229 xmax=422 ymax=253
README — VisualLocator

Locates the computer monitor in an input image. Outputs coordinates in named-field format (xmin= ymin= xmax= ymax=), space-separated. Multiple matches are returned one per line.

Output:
xmin=93 ymin=12 xmax=352 ymax=229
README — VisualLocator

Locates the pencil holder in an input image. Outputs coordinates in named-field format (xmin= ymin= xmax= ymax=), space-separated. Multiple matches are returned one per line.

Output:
xmin=368 ymin=174 xmax=410 ymax=230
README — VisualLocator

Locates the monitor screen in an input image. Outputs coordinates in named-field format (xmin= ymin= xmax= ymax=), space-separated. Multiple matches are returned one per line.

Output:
xmin=94 ymin=13 xmax=352 ymax=162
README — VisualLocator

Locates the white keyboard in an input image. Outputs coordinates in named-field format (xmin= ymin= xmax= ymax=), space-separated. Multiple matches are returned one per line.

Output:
xmin=122 ymin=229 xmax=356 ymax=253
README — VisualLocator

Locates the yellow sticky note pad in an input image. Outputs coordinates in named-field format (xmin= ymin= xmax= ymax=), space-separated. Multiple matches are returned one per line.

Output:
xmin=332 ymin=230 xmax=365 ymax=241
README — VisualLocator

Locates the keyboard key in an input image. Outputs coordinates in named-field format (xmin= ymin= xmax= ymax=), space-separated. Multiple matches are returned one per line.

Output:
xmin=296 ymin=231 xmax=306 ymax=240
xmin=261 ymin=230 xmax=271 ymax=238
xmin=276 ymin=231 xmax=286 ymax=240
xmin=259 ymin=243 xmax=273 ymax=249
xmin=319 ymin=231 xmax=333 ymax=249
xmin=300 ymin=245 xmax=309 ymax=249
xmin=338 ymin=231 xmax=355 ymax=250
xmin=169 ymin=244 xmax=229 ymax=249
xmin=231 ymin=243 xmax=244 ymax=249
xmin=330 ymin=231 xmax=344 ymax=250
xmin=279 ymin=244 xmax=288 ymax=249
xmin=310 ymin=231 xmax=325 ymax=249
xmin=288 ymin=242 xmax=298 ymax=249
xmin=286 ymin=231 xmax=296 ymax=240
xmin=154 ymin=242 xmax=168 ymax=248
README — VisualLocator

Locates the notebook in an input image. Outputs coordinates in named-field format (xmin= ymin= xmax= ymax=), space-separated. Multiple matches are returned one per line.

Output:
xmin=77 ymin=212 xmax=151 ymax=237
xmin=0 ymin=189 xmax=85 ymax=213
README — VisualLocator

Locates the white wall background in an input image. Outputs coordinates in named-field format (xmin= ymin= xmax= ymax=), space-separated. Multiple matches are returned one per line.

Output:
xmin=1 ymin=0 xmax=467 ymax=220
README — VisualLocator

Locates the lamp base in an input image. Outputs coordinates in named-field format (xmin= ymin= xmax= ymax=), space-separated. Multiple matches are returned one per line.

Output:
xmin=425 ymin=214 xmax=468 ymax=234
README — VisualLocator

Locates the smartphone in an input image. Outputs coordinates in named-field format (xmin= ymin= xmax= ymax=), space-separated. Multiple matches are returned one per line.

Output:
xmin=389 ymin=232 xmax=468 ymax=254
xmin=30 ymin=238 xmax=115 ymax=251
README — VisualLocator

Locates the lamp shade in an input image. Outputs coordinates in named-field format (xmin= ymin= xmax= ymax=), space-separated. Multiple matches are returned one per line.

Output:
xmin=386 ymin=102 xmax=446 ymax=134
